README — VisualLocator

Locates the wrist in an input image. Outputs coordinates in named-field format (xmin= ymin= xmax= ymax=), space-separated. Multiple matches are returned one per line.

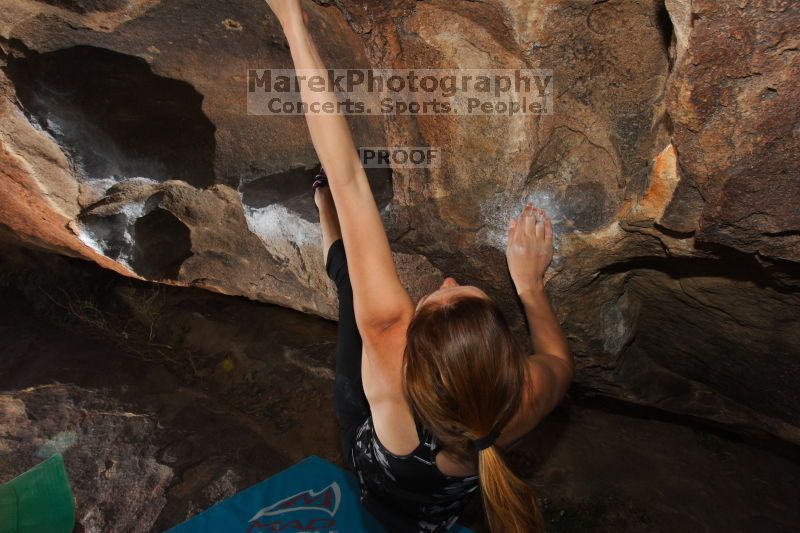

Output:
xmin=516 ymin=281 xmax=545 ymax=299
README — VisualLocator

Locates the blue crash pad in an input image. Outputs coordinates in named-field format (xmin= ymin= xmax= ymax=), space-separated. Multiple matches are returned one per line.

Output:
xmin=168 ymin=455 xmax=474 ymax=533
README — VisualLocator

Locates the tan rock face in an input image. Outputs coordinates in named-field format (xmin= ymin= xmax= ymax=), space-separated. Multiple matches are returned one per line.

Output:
xmin=668 ymin=0 xmax=800 ymax=265
xmin=0 ymin=0 xmax=798 ymax=444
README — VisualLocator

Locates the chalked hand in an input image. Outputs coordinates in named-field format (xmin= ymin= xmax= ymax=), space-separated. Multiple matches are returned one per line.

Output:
xmin=506 ymin=203 xmax=554 ymax=295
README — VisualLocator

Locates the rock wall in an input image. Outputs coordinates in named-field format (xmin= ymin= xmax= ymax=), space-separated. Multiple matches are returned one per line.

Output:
xmin=0 ymin=0 xmax=798 ymax=444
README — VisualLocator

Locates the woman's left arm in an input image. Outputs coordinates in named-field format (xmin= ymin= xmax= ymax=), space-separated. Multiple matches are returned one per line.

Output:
xmin=267 ymin=1 xmax=414 ymax=336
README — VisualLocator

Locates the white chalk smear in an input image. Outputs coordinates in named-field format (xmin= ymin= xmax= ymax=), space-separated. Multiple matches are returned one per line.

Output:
xmin=242 ymin=203 xmax=319 ymax=248
xmin=76 ymin=199 xmax=147 ymax=269
xmin=75 ymin=176 xmax=161 ymax=268
xmin=480 ymin=189 xmax=566 ymax=252
xmin=242 ymin=203 xmax=322 ymax=281
xmin=35 ymin=431 xmax=78 ymax=459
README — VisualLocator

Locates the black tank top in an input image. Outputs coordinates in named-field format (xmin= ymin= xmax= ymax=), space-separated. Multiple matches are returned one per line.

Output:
xmin=350 ymin=415 xmax=480 ymax=532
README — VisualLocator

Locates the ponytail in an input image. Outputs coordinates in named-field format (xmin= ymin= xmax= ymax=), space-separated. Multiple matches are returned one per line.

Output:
xmin=403 ymin=295 xmax=541 ymax=531
xmin=478 ymin=446 xmax=543 ymax=533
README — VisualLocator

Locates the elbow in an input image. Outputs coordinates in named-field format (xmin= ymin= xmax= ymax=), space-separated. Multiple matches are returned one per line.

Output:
xmin=564 ymin=353 xmax=575 ymax=381
xmin=562 ymin=354 xmax=575 ymax=390
xmin=562 ymin=358 xmax=575 ymax=401
xmin=550 ymin=352 xmax=575 ymax=399
xmin=543 ymin=349 xmax=574 ymax=381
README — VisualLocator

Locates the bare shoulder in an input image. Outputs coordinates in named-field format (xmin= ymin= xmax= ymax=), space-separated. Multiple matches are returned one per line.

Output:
xmin=370 ymin=395 xmax=420 ymax=456
xmin=498 ymin=354 xmax=573 ymax=448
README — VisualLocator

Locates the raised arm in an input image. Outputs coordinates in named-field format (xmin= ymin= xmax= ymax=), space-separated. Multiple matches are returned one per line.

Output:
xmin=266 ymin=1 xmax=413 ymax=334
xmin=506 ymin=204 xmax=573 ymax=420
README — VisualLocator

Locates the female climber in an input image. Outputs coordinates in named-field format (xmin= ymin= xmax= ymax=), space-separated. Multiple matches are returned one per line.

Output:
xmin=265 ymin=1 xmax=573 ymax=531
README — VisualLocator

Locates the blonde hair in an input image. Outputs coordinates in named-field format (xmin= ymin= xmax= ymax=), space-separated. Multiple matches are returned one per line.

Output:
xmin=403 ymin=295 xmax=543 ymax=532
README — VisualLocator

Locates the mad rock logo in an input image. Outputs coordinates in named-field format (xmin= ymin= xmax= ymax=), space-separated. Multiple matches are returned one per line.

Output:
xmin=246 ymin=483 xmax=341 ymax=532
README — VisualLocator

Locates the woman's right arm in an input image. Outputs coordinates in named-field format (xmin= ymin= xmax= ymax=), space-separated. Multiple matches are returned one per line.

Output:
xmin=266 ymin=1 xmax=415 ymax=339
xmin=506 ymin=204 xmax=574 ymax=420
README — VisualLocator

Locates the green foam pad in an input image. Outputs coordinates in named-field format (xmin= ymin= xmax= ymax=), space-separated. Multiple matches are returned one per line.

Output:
xmin=0 ymin=454 xmax=75 ymax=533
